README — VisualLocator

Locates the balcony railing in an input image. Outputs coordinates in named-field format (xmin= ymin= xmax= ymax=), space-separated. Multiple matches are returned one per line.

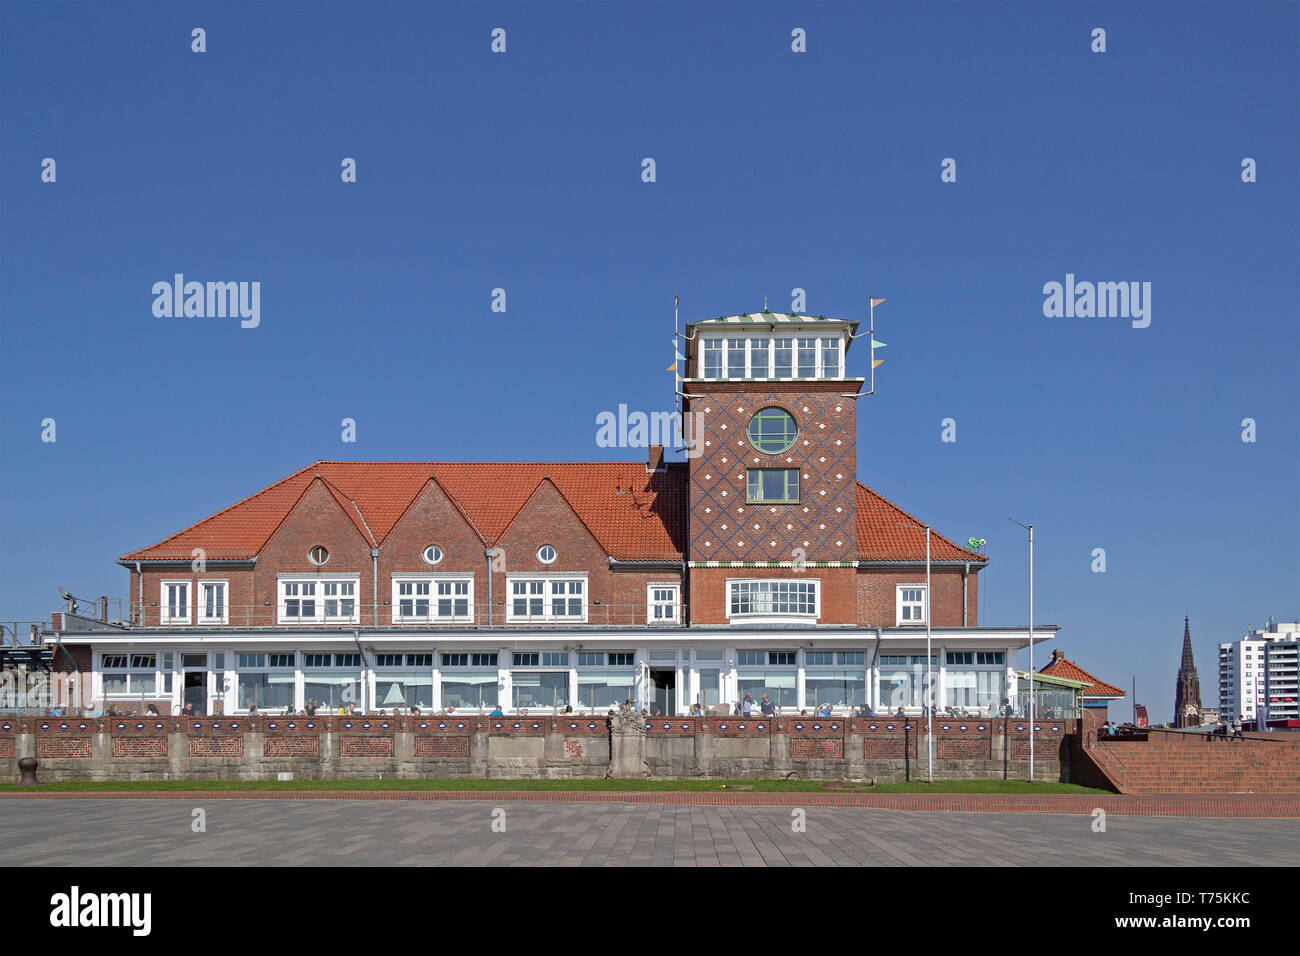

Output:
xmin=92 ymin=602 xmax=689 ymax=630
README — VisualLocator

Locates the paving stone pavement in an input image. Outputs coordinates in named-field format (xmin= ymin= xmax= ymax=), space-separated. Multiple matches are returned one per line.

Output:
xmin=0 ymin=800 xmax=1295 ymax=866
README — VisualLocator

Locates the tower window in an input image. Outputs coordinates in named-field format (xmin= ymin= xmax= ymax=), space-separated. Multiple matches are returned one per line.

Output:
xmin=746 ymin=469 xmax=799 ymax=504
xmin=747 ymin=407 xmax=797 ymax=454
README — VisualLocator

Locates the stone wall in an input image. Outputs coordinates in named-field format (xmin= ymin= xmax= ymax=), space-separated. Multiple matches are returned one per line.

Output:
xmin=0 ymin=714 xmax=1072 ymax=783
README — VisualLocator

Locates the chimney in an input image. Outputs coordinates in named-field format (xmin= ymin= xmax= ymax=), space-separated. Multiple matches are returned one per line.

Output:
xmin=647 ymin=444 xmax=665 ymax=473
xmin=1052 ymin=648 xmax=1065 ymax=662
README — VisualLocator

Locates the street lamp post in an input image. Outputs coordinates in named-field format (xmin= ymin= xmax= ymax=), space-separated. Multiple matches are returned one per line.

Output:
xmin=1009 ymin=519 xmax=1034 ymax=782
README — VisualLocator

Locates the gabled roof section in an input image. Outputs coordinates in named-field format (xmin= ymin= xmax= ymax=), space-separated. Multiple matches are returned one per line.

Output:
xmin=854 ymin=483 xmax=989 ymax=563
xmin=1039 ymin=656 xmax=1126 ymax=698
xmin=121 ymin=461 xmax=687 ymax=563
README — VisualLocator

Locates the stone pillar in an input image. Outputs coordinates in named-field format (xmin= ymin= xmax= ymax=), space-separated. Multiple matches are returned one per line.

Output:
xmin=607 ymin=701 xmax=648 ymax=778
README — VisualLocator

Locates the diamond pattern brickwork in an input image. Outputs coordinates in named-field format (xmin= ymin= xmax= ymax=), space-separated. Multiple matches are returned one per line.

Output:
xmin=688 ymin=388 xmax=858 ymax=563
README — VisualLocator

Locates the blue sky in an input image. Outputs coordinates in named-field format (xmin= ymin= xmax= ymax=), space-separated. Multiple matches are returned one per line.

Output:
xmin=1 ymin=1 xmax=1296 ymax=723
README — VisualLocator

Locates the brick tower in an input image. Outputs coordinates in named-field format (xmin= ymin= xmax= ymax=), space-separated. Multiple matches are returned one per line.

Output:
xmin=681 ymin=313 xmax=862 ymax=625
xmin=1173 ymin=615 xmax=1202 ymax=728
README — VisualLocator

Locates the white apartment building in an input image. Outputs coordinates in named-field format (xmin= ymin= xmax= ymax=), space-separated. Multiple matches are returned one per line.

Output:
xmin=1218 ymin=618 xmax=1299 ymax=725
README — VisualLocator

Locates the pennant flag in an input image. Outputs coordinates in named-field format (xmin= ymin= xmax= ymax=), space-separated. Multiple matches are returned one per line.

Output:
xmin=870 ymin=297 xmax=886 ymax=307
xmin=666 ymin=362 xmax=678 ymax=372
xmin=870 ymin=339 xmax=887 ymax=349
xmin=872 ymin=359 xmax=885 ymax=368
xmin=676 ymin=349 xmax=686 ymax=363
xmin=671 ymin=338 xmax=680 ymax=349
xmin=675 ymin=373 xmax=683 ymax=383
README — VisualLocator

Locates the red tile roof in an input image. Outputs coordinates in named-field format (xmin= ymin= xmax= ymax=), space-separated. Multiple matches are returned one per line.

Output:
xmin=854 ymin=483 xmax=989 ymax=563
xmin=121 ymin=462 xmax=688 ymax=563
xmin=1039 ymin=656 xmax=1126 ymax=698
xmin=120 ymin=465 xmax=985 ymax=568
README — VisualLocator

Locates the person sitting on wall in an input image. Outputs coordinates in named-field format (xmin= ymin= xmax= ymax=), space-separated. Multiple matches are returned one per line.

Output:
xmin=145 ymin=703 xmax=160 ymax=716
xmin=489 ymin=705 xmax=504 ymax=716
xmin=408 ymin=706 xmax=421 ymax=716
xmin=689 ymin=703 xmax=704 ymax=718
xmin=563 ymin=704 xmax=573 ymax=715
xmin=304 ymin=699 xmax=317 ymax=716
xmin=895 ymin=706 xmax=906 ymax=718
xmin=181 ymin=702 xmax=196 ymax=718
xmin=50 ymin=706 xmax=65 ymax=717
xmin=247 ymin=703 xmax=259 ymax=716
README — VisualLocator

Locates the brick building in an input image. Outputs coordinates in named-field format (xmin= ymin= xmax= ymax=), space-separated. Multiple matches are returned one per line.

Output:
xmin=43 ymin=312 xmax=1055 ymax=718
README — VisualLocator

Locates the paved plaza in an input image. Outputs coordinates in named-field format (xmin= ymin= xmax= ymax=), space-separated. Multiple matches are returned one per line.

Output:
xmin=1 ymin=799 xmax=1296 ymax=866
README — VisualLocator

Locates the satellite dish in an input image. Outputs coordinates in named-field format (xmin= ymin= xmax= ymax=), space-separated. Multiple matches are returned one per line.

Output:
xmin=58 ymin=587 xmax=74 ymax=601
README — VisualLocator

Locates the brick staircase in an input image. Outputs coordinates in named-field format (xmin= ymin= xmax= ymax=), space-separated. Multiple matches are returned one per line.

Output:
xmin=1081 ymin=728 xmax=1300 ymax=794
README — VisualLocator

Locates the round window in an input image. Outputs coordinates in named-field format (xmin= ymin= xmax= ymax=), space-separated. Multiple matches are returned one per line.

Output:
xmin=308 ymin=545 xmax=330 ymax=566
xmin=537 ymin=544 xmax=557 ymax=565
xmin=747 ymin=407 xmax=797 ymax=454
xmin=422 ymin=545 xmax=444 ymax=566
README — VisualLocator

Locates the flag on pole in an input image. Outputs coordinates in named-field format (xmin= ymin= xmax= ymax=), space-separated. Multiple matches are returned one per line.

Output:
xmin=871 ymin=297 xmax=886 ymax=307
xmin=666 ymin=362 xmax=677 ymax=372
xmin=871 ymin=339 xmax=887 ymax=349
xmin=872 ymin=359 xmax=885 ymax=368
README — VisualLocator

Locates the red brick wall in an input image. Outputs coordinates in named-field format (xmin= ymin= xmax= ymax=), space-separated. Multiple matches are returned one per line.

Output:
xmin=689 ymin=566 xmax=856 ymax=626
xmin=686 ymin=383 xmax=858 ymax=565
xmin=377 ymin=479 xmax=487 ymax=623
xmin=112 ymin=736 xmax=166 ymax=758
xmin=257 ymin=480 xmax=374 ymax=625
xmin=792 ymin=736 xmax=844 ymax=758
xmin=856 ymin=566 xmax=977 ymax=627
xmin=341 ymin=735 xmax=394 ymax=757
xmin=188 ymin=735 xmax=242 ymax=757
xmin=264 ymin=736 xmax=320 ymax=758
xmin=491 ymin=480 xmax=682 ymax=626
xmin=415 ymin=735 xmax=470 ymax=757
xmin=131 ymin=567 xmax=256 ymax=628
xmin=37 ymin=736 xmax=91 ymax=758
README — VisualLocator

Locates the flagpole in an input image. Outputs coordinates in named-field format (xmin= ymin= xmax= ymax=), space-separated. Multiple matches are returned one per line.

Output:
xmin=674 ymin=295 xmax=680 ymax=417
xmin=869 ymin=296 xmax=875 ymax=396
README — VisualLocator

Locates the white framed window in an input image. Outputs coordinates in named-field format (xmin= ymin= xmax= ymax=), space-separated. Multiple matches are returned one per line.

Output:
xmin=278 ymin=575 xmax=360 ymax=624
xmin=726 ymin=579 xmax=819 ymax=623
xmin=236 ymin=652 xmax=295 ymax=712
xmin=896 ymin=585 xmax=927 ymax=625
xmin=198 ymin=580 xmax=228 ymax=624
xmin=392 ymin=574 xmax=474 ymax=623
xmin=422 ymin=545 xmax=444 ymax=566
xmin=160 ymin=580 xmax=191 ymax=625
xmin=507 ymin=574 xmax=587 ymax=623
xmin=308 ymin=545 xmax=330 ymax=566
xmin=100 ymin=653 xmax=160 ymax=697
xmin=537 ymin=544 xmax=557 ymax=565
xmin=697 ymin=332 xmax=843 ymax=380
xmin=647 ymin=583 xmax=681 ymax=624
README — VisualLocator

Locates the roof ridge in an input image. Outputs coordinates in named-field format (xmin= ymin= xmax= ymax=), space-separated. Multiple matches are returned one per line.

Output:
xmin=856 ymin=481 xmax=987 ymax=562
xmin=317 ymin=474 xmax=378 ymax=548
xmin=119 ymin=460 xmax=322 ymax=561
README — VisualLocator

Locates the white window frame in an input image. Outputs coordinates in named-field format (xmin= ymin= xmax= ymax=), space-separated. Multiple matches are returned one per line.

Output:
xmin=160 ymin=580 xmax=191 ymax=626
xmin=697 ymin=332 xmax=845 ymax=381
xmin=506 ymin=573 xmax=588 ymax=623
xmin=391 ymin=573 xmax=474 ymax=624
xmin=99 ymin=652 xmax=163 ymax=699
xmin=647 ymin=582 xmax=681 ymax=625
xmin=896 ymin=584 xmax=928 ymax=626
xmin=277 ymin=574 xmax=361 ymax=625
xmin=197 ymin=579 xmax=229 ymax=625
xmin=725 ymin=578 xmax=820 ymax=624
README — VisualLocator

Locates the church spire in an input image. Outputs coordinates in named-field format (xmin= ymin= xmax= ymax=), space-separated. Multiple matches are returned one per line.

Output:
xmin=1174 ymin=614 xmax=1202 ymax=728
